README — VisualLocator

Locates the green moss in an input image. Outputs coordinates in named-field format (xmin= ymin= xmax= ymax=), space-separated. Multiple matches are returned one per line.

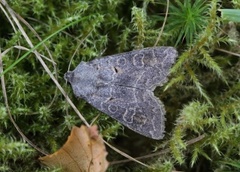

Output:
xmin=0 ymin=0 xmax=240 ymax=171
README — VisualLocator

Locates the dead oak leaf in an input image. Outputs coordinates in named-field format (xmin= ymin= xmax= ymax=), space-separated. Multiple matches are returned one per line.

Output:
xmin=39 ymin=125 xmax=108 ymax=172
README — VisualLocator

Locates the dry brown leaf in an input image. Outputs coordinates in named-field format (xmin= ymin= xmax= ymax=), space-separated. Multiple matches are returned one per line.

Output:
xmin=39 ymin=125 xmax=108 ymax=172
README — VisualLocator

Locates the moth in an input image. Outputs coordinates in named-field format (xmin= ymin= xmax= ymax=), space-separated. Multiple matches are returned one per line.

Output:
xmin=64 ymin=47 xmax=178 ymax=139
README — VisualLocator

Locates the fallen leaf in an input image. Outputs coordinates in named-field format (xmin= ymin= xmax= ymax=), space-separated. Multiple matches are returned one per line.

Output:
xmin=39 ymin=125 xmax=108 ymax=172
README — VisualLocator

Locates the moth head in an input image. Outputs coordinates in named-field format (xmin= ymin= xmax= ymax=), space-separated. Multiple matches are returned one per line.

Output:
xmin=64 ymin=62 xmax=98 ymax=98
xmin=64 ymin=71 xmax=74 ymax=83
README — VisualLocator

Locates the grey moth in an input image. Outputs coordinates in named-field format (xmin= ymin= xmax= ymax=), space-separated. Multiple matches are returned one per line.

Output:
xmin=64 ymin=46 xmax=178 ymax=139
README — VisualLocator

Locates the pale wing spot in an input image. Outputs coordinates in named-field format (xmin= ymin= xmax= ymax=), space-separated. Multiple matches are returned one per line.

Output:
xmin=133 ymin=53 xmax=144 ymax=67
xmin=117 ymin=57 xmax=127 ymax=66
xmin=108 ymin=104 xmax=118 ymax=113
xmin=123 ymin=108 xmax=134 ymax=123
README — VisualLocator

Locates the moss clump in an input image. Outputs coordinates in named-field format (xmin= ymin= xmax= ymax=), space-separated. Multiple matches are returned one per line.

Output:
xmin=0 ymin=0 xmax=240 ymax=171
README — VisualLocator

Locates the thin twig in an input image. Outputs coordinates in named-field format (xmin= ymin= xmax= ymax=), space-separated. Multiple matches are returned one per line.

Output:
xmin=104 ymin=140 xmax=150 ymax=168
xmin=216 ymin=48 xmax=240 ymax=57
xmin=0 ymin=49 xmax=48 ymax=156
xmin=154 ymin=0 xmax=170 ymax=46
xmin=110 ymin=134 xmax=205 ymax=165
